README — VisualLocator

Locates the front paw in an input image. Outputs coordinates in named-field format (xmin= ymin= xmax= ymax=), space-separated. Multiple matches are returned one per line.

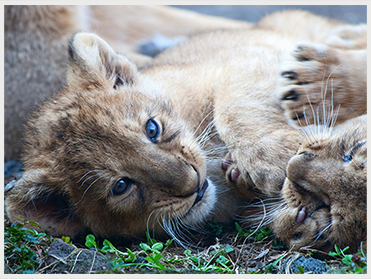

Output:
xmin=277 ymin=43 xmax=343 ymax=127
xmin=221 ymin=148 xmax=288 ymax=199
xmin=221 ymin=152 xmax=256 ymax=199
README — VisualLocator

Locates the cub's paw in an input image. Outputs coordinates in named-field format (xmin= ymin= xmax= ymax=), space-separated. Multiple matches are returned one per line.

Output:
xmin=277 ymin=43 xmax=345 ymax=127
xmin=221 ymin=152 xmax=256 ymax=200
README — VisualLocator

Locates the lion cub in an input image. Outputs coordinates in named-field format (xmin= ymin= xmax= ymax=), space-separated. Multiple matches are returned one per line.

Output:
xmin=5 ymin=10 xmax=366 ymax=252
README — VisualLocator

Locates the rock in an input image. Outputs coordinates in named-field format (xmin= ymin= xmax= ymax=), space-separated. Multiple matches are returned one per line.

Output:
xmin=281 ymin=255 xmax=329 ymax=274
xmin=39 ymin=238 xmax=111 ymax=274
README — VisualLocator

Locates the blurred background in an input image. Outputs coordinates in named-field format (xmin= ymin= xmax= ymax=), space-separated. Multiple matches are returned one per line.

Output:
xmin=173 ymin=5 xmax=366 ymax=24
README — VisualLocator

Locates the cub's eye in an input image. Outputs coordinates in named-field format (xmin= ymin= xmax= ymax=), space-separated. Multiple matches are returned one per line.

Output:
xmin=112 ymin=178 xmax=133 ymax=196
xmin=343 ymin=140 xmax=366 ymax=163
xmin=146 ymin=119 xmax=160 ymax=143
xmin=343 ymin=153 xmax=353 ymax=162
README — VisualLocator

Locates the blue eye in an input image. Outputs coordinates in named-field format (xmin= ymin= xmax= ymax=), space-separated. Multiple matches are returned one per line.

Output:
xmin=343 ymin=153 xmax=353 ymax=162
xmin=112 ymin=178 xmax=133 ymax=196
xmin=146 ymin=119 xmax=160 ymax=143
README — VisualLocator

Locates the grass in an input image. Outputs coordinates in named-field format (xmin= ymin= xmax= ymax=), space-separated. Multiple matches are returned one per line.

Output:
xmin=327 ymin=244 xmax=367 ymax=274
xmin=4 ymin=219 xmax=50 ymax=273
xmin=4 ymin=219 xmax=367 ymax=274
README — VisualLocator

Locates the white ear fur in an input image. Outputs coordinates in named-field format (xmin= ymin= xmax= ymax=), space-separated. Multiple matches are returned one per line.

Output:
xmin=67 ymin=32 xmax=138 ymax=90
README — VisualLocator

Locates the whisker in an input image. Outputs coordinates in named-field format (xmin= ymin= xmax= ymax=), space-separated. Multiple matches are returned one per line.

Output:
xmin=74 ymin=175 xmax=104 ymax=206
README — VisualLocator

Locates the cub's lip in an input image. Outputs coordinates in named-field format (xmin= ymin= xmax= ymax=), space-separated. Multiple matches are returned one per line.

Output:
xmin=183 ymin=179 xmax=209 ymax=218
xmin=193 ymin=179 xmax=209 ymax=206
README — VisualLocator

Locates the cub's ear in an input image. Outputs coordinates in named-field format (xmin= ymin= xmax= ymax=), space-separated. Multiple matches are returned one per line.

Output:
xmin=5 ymin=170 xmax=84 ymax=238
xmin=67 ymin=32 xmax=138 ymax=90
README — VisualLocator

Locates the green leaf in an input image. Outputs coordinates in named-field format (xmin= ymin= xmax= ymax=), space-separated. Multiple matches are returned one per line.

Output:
xmin=145 ymin=256 xmax=155 ymax=263
xmin=164 ymin=239 xmax=174 ymax=249
xmin=334 ymin=245 xmax=341 ymax=255
xmin=27 ymin=220 xmax=41 ymax=228
xmin=184 ymin=249 xmax=191 ymax=257
xmin=216 ymin=255 xmax=228 ymax=264
xmin=153 ymin=253 xmax=162 ymax=262
xmin=342 ymin=256 xmax=353 ymax=266
xmin=101 ymin=239 xmax=115 ymax=253
xmin=61 ymin=236 xmax=70 ymax=244
xmin=140 ymin=243 xmax=151 ymax=251
xmin=296 ymin=265 xmax=305 ymax=274
xmin=340 ymin=246 xmax=350 ymax=257
xmin=256 ymin=233 xmax=264 ymax=241
xmin=152 ymin=242 xmax=163 ymax=251
xmin=224 ymin=245 xmax=234 ymax=253
xmin=126 ymin=248 xmax=136 ymax=262
xmin=85 ymin=234 xmax=97 ymax=249
xmin=235 ymin=222 xmax=243 ymax=233
xmin=145 ymin=231 xmax=157 ymax=246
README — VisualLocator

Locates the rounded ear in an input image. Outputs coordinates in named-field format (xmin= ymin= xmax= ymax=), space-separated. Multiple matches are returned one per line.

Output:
xmin=67 ymin=32 xmax=138 ymax=90
xmin=5 ymin=170 xmax=84 ymax=238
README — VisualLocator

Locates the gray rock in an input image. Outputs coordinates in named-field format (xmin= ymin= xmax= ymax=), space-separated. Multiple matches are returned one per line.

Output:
xmin=284 ymin=255 xmax=329 ymax=274
xmin=40 ymin=238 xmax=111 ymax=274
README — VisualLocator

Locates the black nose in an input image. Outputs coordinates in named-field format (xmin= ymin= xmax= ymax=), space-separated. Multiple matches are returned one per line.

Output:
xmin=194 ymin=179 xmax=209 ymax=205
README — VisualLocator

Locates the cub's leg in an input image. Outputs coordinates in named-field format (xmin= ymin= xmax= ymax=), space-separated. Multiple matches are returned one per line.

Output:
xmin=213 ymin=85 xmax=302 ymax=199
xmin=277 ymin=43 xmax=367 ymax=127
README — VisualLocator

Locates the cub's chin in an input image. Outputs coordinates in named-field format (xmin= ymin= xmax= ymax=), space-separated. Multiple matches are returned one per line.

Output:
xmin=182 ymin=179 xmax=217 ymax=225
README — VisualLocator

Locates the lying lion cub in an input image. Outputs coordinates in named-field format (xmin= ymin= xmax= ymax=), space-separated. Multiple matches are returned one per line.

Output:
xmin=5 ymin=10 xmax=366 ymax=253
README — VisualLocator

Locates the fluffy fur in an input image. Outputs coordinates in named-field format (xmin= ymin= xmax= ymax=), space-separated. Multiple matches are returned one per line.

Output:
xmin=5 ymin=5 xmax=250 ymax=161
xmin=5 ymin=8 xmax=366 ymax=252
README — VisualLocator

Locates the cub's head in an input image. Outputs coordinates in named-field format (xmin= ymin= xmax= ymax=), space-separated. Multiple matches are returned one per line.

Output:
xmin=272 ymin=115 xmax=367 ymax=253
xmin=5 ymin=33 xmax=215 ymax=242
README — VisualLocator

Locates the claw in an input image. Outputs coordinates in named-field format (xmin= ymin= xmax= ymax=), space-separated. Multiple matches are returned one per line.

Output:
xmin=222 ymin=153 xmax=232 ymax=171
xmin=230 ymin=168 xmax=240 ymax=183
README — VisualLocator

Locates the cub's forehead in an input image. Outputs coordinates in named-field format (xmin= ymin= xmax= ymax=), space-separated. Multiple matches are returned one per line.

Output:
xmin=65 ymin=89 xmax=166 ymax=119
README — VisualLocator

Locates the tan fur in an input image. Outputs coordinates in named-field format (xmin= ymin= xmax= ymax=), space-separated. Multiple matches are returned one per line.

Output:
xmin=5 ymin=9 xmax=366 ymax=251
xmin=272 ymin=115 xmax=366 ymax=253
xmin=5 ymin=5 xmax=250 ymax=161
xmin=277 ymin=42 xmax=366 ymax=127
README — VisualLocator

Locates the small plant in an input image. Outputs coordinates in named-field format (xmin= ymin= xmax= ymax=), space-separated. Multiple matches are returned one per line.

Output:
xmin=260 ymin=250 xmax=289 ymax=274
xmin=328 ymin=244 xmax=367 ymax=274
xmin=84 ymin=233 xmax=175 ymax=270
xmin=234 ymin=222 xmax=271 ymax=241
xmin=61 ymin=235 xmax=73 ymax=245
xmin=4 ymin=219 xmax=48 ymax=274
xmin=84 ymin=233 xmax=236 ymax=273
xmin=205 ymin=218 xmax=224 ymax=236
xmin=182 ymin=244 xmax=235 ymax=273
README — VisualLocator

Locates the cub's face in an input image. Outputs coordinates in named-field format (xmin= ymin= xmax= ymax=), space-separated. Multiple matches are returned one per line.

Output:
xmin=5 ymin=33 xmax=216 ymax=241
xmin=272 ymin=116 xmax=367 ymax=253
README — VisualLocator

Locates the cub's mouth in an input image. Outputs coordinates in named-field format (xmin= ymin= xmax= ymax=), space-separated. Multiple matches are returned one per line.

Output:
xmin=290 ymin=182 xmax=330 ymax=225
xmin=184 ymin=179 xmax=209 ymax=216
xmin=193 ymin=179 xmax=209 ymax=206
